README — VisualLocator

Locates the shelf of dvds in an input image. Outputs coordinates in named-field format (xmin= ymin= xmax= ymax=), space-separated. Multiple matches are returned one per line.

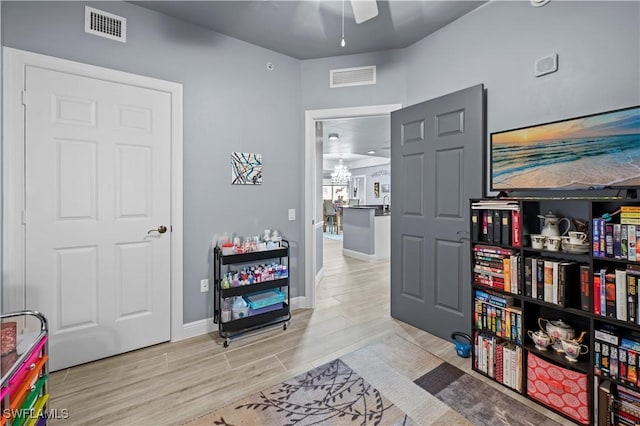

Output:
xmin=470 ymin=197 xmax=640 ymax=425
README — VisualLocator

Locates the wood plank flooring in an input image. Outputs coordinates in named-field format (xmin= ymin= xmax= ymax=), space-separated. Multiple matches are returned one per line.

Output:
xmin=47 ymin=237 xmax=570 ymax=425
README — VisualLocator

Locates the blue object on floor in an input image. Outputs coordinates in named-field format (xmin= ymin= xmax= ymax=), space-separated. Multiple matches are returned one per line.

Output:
xmin=451 ymin=332 xmax=472 ymax=358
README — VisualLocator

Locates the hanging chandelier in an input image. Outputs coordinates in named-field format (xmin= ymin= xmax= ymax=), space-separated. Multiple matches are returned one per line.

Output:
xmin=331 ymin=157 xmax=352 ymax=184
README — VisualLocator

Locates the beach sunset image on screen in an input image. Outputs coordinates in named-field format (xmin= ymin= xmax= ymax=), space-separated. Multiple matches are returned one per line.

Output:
xmin=491 ymin=106 xmax=640 ymax=190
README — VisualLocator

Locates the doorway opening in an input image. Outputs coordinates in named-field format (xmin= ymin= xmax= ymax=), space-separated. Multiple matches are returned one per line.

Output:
xmin=303 ymin=104 xmax=401 ymax=309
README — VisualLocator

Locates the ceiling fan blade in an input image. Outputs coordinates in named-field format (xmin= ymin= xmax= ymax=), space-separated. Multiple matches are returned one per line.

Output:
xmin=351 ymin=0 xmax=379 ymax=24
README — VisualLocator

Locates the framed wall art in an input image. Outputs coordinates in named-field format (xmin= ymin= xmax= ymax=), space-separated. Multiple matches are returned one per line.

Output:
xmin=231 ymin=152 xmax=262 ymax=185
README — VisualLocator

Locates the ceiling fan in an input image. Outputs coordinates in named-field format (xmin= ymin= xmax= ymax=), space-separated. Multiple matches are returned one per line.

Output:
xmin=350 ymin=0 xmax=379 ymax=24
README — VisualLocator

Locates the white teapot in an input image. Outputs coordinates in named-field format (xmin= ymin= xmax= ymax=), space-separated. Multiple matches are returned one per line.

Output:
xmin=537 ymin=211 xmax=571 ymax=237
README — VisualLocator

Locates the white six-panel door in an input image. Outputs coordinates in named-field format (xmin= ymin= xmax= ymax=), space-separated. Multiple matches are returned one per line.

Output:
xmin=24 ymin=66 xmax=172 ymax=371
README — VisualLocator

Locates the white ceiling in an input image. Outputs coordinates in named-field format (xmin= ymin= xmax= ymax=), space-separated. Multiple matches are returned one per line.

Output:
xmin=321 ymin=115 xmax=390 ymax=174
xmin=132 ymin=1 xmax=487 ymax=60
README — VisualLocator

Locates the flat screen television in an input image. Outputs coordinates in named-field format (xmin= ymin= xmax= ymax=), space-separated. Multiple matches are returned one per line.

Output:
xmin=490 ymin=105 xmax=640 ymax=192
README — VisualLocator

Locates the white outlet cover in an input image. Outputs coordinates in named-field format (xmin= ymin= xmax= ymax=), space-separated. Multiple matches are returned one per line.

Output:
xmin=200 ymin=279 xmax=209 ymax=292
xmin=288 ymin=209 xmax=296 ymax=221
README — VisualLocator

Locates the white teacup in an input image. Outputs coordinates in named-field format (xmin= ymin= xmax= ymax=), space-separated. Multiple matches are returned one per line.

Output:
xmin=568 ymin=231 xmax=588 ymax=245
xmin=528 ymin=330 xmax=551 ymax=351
xmin=561 ymin=339 xmax=588 ymax=362
xmin=545 ymin=236 xmax=562 ymax=252
xmin=561 ymin=236 xmax=571 ymax=250
xmin=531 ymin=234 xmax=546 ymax=249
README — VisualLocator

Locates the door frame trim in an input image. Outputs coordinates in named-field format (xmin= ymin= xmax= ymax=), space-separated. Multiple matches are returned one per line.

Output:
xmin=2 ymin=47 xmax=186 ymax=341
xmin=304 ymin=104 xmax=401 ymax=308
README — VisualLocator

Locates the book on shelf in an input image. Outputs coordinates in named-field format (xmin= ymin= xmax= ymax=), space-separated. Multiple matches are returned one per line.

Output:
xmin=606 ymin=223 xmax=615 ymax=258
xmin=501 ymin=210 xmax=511 ymax=246
xmin=622 ymin=218 xmax=640 ymax=225
xmin=503 ymin=257 xmax=511 ymax=293
xmin=487 ymin=210 xmax=494 ymax=244
xmin=617 ymin=268 xmax=629 ymax=321
xmin=600 ymin=219 xmax=607 ymax=258
xmin=606 ymin=270 xmax=617 ymax=318
xmin=594 ymin=272 xmax=602 ymax=316
xmin=493 ymin=210 xmax=502 ymax=245
xmin=512 ymin=210 xmax=522 ymax=247
xmin=597 ymin=380 xmax=614 ymax=426
xmin=601 ymin=268 xmax=608 ymax=316
xmin=594 ymin=218 xmax=602 ymax=257
xmin=471 ymin=200 xmax=520 ymax=210
xmin=612 ymin=345 xmax=619 ymax=380
xmin=622 ymin=225 xmax=629 ymax=260
xmin=620 ymin=347 xmax=629 ymax=386
xmin=580 ymin=265 xmax=591 ymax=312
xmin=471 ymin=209 xmax=480 ymax=241
xmin=622 ymin=206 xmax=640 ymax=213
xmin=557 ymin=261 xmax=575 ymax=307
xmin=628 ymin=269 xmax=638 ymax=324
xmin=630 ymin=225 xmax=637 ymax=262
xmin=543 ymin=260 xmax=554 ymax=304
xmin=524 ymin=257 xmax=534 ymax=298
xmin=482 ymin=210 xmax=489 ymax=242
xmin=614 ymin=224 xmax=622 ymax=259
xmin=536 ymin=259 xmax=545 ymax=301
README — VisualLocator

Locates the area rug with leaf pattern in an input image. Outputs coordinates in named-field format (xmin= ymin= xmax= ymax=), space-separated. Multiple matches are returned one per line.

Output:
xmin=187 ymin=359 xmax=414 ymax=425
xmin=185 ymin=351 xmax=565 ymax=426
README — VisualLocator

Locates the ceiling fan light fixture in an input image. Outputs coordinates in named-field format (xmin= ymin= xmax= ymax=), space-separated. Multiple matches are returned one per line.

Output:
xmin=530 ymin=0 xmax=551 ymax=7
xmin=328 ymin=133 xmax=339 ymax=141
xmin=340 ymin=0 xmax=346 ymax=48
xmin=351 ymin=0 xmax=379 ymax=24
xmin=367 ymin=150 xmax=376 ymax=154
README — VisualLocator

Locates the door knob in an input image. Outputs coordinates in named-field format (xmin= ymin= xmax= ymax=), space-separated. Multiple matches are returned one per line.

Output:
xmin=148 ymin=225 xmax=168 ymax=234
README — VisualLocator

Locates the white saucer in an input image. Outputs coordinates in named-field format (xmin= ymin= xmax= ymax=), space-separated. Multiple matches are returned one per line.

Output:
xmin=562 ymin=242 xmax=590 ymax=253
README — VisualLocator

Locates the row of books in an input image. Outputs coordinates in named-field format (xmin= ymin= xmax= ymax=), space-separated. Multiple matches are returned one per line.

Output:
xmin=593 ymin=219 xmax=639 ymax=261
xmin=524 ymin=257 xmax=578 ymax=307
xmin=595 ymin=328 xmax=640 ymax=390
xmin=471 ymin=200 xmax=521 ymax=247
xmin=598 ymin=380 xmax=640 ymax=426
xmin=474 ymin=331 xmax=522 ymax=391
xmin=473 ymin=244 xmax=521 ymax=294
xmin=592 ymin=266 xmax=640 ymax=323
xmin=474 ymin=289 xmax=523 ymax=344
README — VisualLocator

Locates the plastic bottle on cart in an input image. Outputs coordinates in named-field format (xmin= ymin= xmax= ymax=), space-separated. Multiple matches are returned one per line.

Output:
xmin=231 ymin=296 xmax=249 ymax=319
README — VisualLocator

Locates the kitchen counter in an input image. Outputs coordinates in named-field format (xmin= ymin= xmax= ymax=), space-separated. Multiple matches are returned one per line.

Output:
xmin=341 ymin=206 xmax=390 ymax=261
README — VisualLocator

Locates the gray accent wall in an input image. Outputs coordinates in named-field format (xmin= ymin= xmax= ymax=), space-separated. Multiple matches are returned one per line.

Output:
xmin=2 ymin=1 xmax=303 ymax=323
xmin=405 ymin=1 xmax=640 ymax=142
xmin=2 ymin=0 xmax=638 ymax=326
xmin=301 ymin=50 xmax=407 ymax=111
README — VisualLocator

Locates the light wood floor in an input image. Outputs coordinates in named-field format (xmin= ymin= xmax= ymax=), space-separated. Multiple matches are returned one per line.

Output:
xmin=48 ymin=237 xmax=570 ymax=425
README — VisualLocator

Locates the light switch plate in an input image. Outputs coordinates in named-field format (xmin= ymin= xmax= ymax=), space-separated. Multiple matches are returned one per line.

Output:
xmin=200 ymin=279 xmax=209 ymax=292
xmin=288 ymin=209 xmax=296 ymax=221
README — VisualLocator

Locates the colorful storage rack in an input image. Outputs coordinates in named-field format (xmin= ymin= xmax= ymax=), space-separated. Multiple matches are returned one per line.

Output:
xmin=1 ymin=311 xmax=49 ymax=426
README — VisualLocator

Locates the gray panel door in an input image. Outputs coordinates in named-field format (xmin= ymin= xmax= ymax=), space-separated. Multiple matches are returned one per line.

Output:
xmin=390 ymin=84 xmax=484 ymax=341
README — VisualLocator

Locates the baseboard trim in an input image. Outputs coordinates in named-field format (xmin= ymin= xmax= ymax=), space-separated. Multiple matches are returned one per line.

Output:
xmin=342 ymin=248 xmax=378 ymax=262
xmin=176 ymin=296 xmax=308 ymax=341
xmin=315 ymin=267 xmax=324 ymax=285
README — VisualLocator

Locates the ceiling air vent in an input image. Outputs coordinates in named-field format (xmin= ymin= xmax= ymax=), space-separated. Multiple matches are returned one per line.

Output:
xmin=85 ymin=7 xmax=127 ymax=43
xmin=330 ymin=66 xmax=376 ymax=88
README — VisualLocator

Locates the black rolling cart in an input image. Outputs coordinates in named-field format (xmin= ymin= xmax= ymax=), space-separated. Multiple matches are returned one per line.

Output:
xmin=213 ymin=240 xmax=291 ymax=347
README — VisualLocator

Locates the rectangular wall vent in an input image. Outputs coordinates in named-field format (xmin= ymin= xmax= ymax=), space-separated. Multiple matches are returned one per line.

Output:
xmin=330 ymin=66 xmax=376 ymax=88
xmin=85 ymin=7 xmax=127 ymax=43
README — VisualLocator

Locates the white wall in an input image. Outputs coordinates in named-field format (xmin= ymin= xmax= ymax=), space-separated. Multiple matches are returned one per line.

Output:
xmin=349 ymin=164 xmax=391 ymax=205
